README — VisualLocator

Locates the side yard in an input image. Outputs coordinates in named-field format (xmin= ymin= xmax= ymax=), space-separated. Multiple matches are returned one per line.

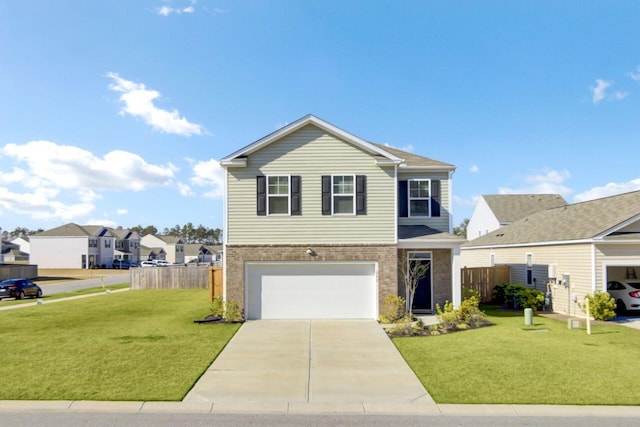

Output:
xmin=394 ymin=308 xmax=640 ymax=405
xmin=0 ymin=289 xmax=239 ymax=401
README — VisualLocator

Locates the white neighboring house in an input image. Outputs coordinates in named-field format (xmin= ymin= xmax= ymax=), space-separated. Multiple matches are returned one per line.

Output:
xmin=10 ymin=237 xmax=31 ymax=255
xmin=467 ymin=194 xmax=567 ymax=240
xmin=184 ymin=244 xmax=222 ymax=264
xmin=140 ymin=235 xmax=185 ymax=264
xmin=30 ymin=223 xmax=116 ymax=269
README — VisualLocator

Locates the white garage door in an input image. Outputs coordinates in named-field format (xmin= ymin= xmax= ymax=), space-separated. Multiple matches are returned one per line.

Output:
xmin=246 ymin=262 xmax=377 ymax=320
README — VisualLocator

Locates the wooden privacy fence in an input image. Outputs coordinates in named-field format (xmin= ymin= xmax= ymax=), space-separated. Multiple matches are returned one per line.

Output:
xmin=130 ymin=266 xmax=218 ymax=290
xmin=461 ymin=266 xmax=510 ymax=303
xmin=0 ymin=264 xmax=38 ymax=281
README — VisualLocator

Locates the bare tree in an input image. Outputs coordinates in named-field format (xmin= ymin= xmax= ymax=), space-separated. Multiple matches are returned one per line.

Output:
xmin=401 ymin=258 xmax=430 ymax=317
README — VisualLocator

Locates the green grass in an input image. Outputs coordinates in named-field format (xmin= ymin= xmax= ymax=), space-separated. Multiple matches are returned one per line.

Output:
xmin=0 ymin=290 xmax=240 ymax=401
xmin=394 ymin=307 xmax=640 ymax=405
xmin=0 ymin=283 xmax=131 ymax=307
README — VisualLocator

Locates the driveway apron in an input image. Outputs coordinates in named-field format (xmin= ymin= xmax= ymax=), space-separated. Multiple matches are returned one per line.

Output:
xmin=183 ymin=320 xmax=433 ymax=404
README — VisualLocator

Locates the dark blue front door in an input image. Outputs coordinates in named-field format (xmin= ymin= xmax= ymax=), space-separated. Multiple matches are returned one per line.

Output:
xmin=410 ymin=259 xmax=432 ymax=312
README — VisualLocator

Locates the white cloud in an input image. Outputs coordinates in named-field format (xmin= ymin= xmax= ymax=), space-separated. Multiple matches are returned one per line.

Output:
xmin=573 ymin=179 xmax=640 ymax=203
xmin=190 ymin=158 xmax=225 ymax=199
xmin=590 ymin=79 xmax=628 ymax=104
xmin=106 ymin=72 xmax=205 ymax=136
xmin=628 ymin=67 xmax=640 ymax=82
xmin=177 ymin=182 xmax=195 ymax=197
xmin=156 ymin=0 xmax=196 ymax=16
xmin=0 ymin=140 xmax=176 ymax=222
xmin=499 ymin=168 xmax=573 ymax=198
xmin=453 ymin=194 xmax=479 ymax=208
xmin=116 ymin=209 xmax=128 ymax=215
xmin=590 ymin=79 xmax=611 ymax=104
xmin=469 ymin=164 xmax=479 ymax=173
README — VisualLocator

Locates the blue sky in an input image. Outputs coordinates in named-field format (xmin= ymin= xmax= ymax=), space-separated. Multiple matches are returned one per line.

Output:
xmin=1 ymin=1 xmax=640 ymax=234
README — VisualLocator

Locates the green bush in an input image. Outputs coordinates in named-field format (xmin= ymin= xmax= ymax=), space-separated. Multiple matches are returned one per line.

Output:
xmin=211 ymin=296 xmax=225 ymax=318
xmin=584 ymin=291 xmax=617 ymax=321
xmin=436 ymin=296 xmax=488 ymax=331
xmin=378 ymin=295 xmax=407 ymax=324
xmin=493 ymin=283 xmax=544 ymax=310
xmin=224 ymin=300 xmax=243 ymax=322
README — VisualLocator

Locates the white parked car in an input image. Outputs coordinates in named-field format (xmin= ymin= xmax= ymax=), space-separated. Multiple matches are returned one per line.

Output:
xmin=140 ymin=261 xmax=156 ymax=267
xmin=153 ymin=260 xmax=171 ymax=267
xmin=607 ymin=280 xmax=640 ymax=314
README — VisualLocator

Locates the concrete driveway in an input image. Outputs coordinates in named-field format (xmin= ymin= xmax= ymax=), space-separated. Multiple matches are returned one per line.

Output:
xmin=183 ymin=320 xmax=433 ymax=407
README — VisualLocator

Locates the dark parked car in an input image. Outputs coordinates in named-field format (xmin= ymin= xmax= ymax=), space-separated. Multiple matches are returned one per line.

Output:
xmin=113 ymin=259 xmax=136 ymax=269
xmin=0 ymin=278 xmax=42 ymax=300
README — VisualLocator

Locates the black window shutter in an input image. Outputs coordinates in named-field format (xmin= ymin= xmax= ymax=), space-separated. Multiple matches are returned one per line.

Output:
xmin=256 ymin=175 xmax=266 ymax=216
xmin=291 ymin=176 xmax=301 ymax=215
xmin=431 ymin=180 xmax=441 ymax=217
xmin=321 ymin=176 xmax=331 ymax=215
xmin=398 ymin=180 xmax=408 ymax=217
xmin=356 ymin=175 xmax=366 ymax=215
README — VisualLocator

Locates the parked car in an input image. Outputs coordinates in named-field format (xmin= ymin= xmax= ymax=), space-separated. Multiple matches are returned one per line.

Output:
xmin=140 ymin=260 xmax=156 ymax=267
xmin=153 ymin=260 xmax=171 ymax=267
xmin=0 ymin=278 xmax=42 ymax=300
xmin=113 ymin=259 xmax=136 ymax=269
xmin=607 ymin=280 xmax=640 ymax=314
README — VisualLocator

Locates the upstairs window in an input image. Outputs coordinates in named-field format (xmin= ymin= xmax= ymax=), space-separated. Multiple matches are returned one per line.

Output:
xmin=268 ymin=175 xmax=290 ymax=215
xmin=409 ymin=179 xmax=430 ymax=217
xmin=257 ymin=175 xmax=301 ymax=216
xmin=89 ymin=239 xmax=98 ymax=248
xmin=104 ymin=239 xmax=112 ymax=248
xmin=332 ymin=175 xmax=355 ymax=215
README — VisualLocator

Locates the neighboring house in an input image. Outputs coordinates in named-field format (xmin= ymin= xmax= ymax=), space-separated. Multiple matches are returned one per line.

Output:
xmin=461 ymin=190 xmax=640 ymax=316
xmin=220 ymin=114 xmax=465 ymax=320
xmin=140 ymin=245 xmax=166 ymax=261
xmin=467 ymin=194 xmax=566 ymax=239
xmin=10 ymin=237 xmax=30 ymax=255
xmin=140 ymin=235 xmax=185 ymax=264
xmin=184 ymin=244 xmax=221 ymax=264
xmin=109 ymin=228 xmax=141 ymax=264
xmin=30 ymin=223 xmax=116 ymax=269
xmin=1 ymin=241 xmax=29 ymax=262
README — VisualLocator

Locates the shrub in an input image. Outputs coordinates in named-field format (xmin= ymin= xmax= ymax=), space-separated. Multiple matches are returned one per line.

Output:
xmin=493 ymin=283 xmax=544 ymax=310
xmin=435 ymin=301 xmax=458 ymax=330
xmin=211 ymin=296 xmax=225 ymax=318
xmin=584 ymin=291 xmax=617 ymax=321
xmin=378 ymin=295 xmax=407 ymax=324
xmin=223 ymin=300 xmax=243 ymax=322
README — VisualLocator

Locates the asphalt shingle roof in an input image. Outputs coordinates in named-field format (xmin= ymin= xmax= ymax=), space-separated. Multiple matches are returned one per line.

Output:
xmin=464 ymin=190 xmax=640 ymax=247
xmin=483 ymin=194 xmax=567 ymax=223
xmin=371 ymin=143 xmax=455 ymax=169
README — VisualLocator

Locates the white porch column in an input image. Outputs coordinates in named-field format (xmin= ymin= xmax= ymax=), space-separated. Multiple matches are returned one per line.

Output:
xmin=452 ymin=246 xmax=462 ymax=307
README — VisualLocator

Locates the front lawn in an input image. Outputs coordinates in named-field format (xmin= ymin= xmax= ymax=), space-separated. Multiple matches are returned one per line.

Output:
xmin=0 ymin=283 xmax=131 ymax=307
xmin=0 ymin=290 xmax=240 ymax=401
xmin=394 ymin=308 xmax=640 ymax=405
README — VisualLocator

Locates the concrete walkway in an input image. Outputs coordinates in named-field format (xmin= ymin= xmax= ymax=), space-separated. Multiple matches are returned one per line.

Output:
xmin=183 ymin=320 xmax=433 ymax=408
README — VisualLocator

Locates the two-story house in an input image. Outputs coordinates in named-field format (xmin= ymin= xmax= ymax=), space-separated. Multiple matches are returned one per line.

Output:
xmin=140 ymin=234 xmax=185 ymax=264
xmin=221 ymin=115 xmax=465 ymax=320
xmin=30 ymin=223 xmax=116 ymax=269
xmin=109 ymin=228 xmax=141 ymax=264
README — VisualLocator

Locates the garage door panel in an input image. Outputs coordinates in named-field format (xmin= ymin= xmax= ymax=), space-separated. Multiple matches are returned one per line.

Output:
xmin=246 ymin=263 xmax=377 ymax=320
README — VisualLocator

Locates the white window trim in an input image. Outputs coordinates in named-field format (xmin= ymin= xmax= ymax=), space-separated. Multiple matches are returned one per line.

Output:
xmin=407 ymin=251 xmax=433 ymax=312
xmin=267 ymin=174 xmax=291 ymax=216
xmin=332 ymin=174 xmax=356 ymax=215
xmin=408 ymin=178 xmax=431 ymax=218
xmin=526 ymin=252 xmax=533 ymax=285
xmin=490 ymin=253 xmax=495 ymax=267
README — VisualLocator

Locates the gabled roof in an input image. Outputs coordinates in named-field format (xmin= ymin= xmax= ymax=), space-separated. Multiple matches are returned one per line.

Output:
xmin=151 ymin=235 xmax=184 ymax=244
xmin=108 ymin=228 xmax=139 ymax=240
xmin=140 ymin=245 xmax=166 ymax=257
xmin=371 ymin=143 xmax=455 ymax=170
xmin=33 ymin=223 xmax=111 ymax=238
xmin=483 ymin=194 xmax=567 ymax=223
xmin=464 ymin=190 xmax=640 ymax=247
xmin=220 ymin=114 xmax=403 ymax=166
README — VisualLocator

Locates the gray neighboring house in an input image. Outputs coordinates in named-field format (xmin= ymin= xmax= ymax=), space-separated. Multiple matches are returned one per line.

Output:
xmin=140 ymin=245 xmax=166 ymax=261
xmin=461 ymin=190 xmax=640 ymax=317
xmin=1 ymin=240 xmax=29 ymax=262
xmin=467 ymin=194 xmax=567 ymax=239
xmin=184 ymin=244 xmax=222 ymax=264
xmin=140 ymin=235 xmax=185 ymax=264
xmin=109 ymin=228 xmax=141 ymax=264
xmin=221 ymin=114 xmax=465 ymax=320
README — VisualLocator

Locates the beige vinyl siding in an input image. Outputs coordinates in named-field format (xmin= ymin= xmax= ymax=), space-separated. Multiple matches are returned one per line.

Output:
xmin=397 ymin=171 xmax=450 ymax=232
xmin=461 ymin=243 xmax=594 ymax=315
xmin=226 ymin=125 xmax=396 ymax=245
